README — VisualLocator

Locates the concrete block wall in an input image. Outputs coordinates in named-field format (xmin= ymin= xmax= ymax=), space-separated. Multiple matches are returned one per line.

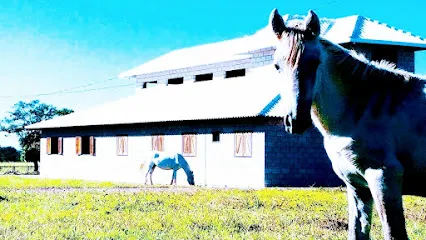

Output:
xmin=263 ymin=123 xmax=343 ymax=187
xmin=340 ymin=43 xmax=416 ymax=73
xmin=397 ymin=49 xmax=415 ymax=73
xmin=135 ymin=47 xmax=275 ymax=88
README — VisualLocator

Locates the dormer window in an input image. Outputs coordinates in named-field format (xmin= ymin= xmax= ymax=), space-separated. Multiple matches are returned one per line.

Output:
xmin=225 ymin=68 xmax=246 ymax=78
xmin=168 ymin=77 xmax=184 ymax=85
xmin=195 ymin=73 xmax=213 ymax=82
xmin=142 ymin=81 xmax=157 ymax=88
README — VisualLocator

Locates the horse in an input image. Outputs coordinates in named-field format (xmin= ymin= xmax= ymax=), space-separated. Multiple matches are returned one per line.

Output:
xmin=268 ymin=8 xmax=426 ymax=240
xmin=140 ymin=151 xmax=195 ymax=186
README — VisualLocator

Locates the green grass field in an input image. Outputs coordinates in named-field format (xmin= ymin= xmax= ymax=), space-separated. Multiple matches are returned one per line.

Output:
xmin=0 ymin=176 xmax=425 ymax=239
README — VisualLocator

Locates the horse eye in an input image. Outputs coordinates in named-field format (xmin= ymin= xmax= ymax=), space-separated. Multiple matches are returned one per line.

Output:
xmin=274 ymin=64 xmax=280 ymax=70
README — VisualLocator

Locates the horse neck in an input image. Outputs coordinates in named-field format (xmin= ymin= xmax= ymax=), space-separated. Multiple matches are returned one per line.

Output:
xmin=177 ymin=154 xmax=193 ymax=177
xmin=312 ymin=40 xmax=371 ymax=136
xmin=313 ymin=40 xmax=420 ymax=137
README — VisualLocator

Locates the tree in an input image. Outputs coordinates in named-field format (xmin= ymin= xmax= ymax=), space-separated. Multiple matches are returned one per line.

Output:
xmin=0 ymin=100 xmax=74 ymax=171
xmin=0 ymin=146 xmax=20 ymax=162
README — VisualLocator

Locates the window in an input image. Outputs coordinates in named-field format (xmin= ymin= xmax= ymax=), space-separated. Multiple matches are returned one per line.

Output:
xmin=116 ymin=135 xmax=128 ymax=156
xmin=195 ymin=73 xmax=213 ymax=82
xmin=212 ymin=131 xmax=220 ymax=142
xmin=225 ymin=68 xmax=246 ymax=78
xmin=182 ymin=134 xmax=196 ymax=157
xmin=152 ymin=135 xmax=164 ymax=152
xmin=76 ymin=136 xmax=95 ymax=156
xmin=46 ymin=137 xmax=63 ymax=155
xmin=143 ymin=81 xmax=158 ymax=88
xmin=234 ymin=132 xmax=252 ymax=157
xmin=371 ymin=46 xmax=398 ymax=65
xmin=168 ymin=77 xmax=184 ymax=85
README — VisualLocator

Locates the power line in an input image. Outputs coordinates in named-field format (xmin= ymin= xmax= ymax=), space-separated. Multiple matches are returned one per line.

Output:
xmin=312 ymin=0 xmax=340 ymax=11
xmin=0 ymin=77 xmax=133 ymax=100
xmin=44 ymin=76 xmax=121 ymax=94
xmin=57 ymin=83 xmax=134 ymax=94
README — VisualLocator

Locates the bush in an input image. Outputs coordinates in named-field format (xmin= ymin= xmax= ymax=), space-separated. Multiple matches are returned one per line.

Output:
xmin=0 ymin=147 xmax=20 ymax=162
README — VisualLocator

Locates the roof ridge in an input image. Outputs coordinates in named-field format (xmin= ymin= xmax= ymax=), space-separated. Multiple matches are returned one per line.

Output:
xmin=362 ymin=16 xmax=425 ymax=41
xmin=350 ymin=15 xmax=366 ymax=40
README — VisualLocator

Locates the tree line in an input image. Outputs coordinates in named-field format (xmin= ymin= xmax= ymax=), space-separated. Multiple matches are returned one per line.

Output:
xmin=0 ymin=100 xmax=74 ymax=171
xmin=0 ymin=146 xmax=20 ymax=162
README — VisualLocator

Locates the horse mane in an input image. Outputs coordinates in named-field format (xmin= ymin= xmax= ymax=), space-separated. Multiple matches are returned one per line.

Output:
xmin=284 ymin=31 xmax=305 ymax=69
xmin=319 ymin=38 xmax=423 ymax=85
xmin=275 ymin=21 xmax=306 ymax=69
xmin=280 ymin=17 xmax=422 ymax=85
xmin=319 ymin=38 xmax=425 ymax=119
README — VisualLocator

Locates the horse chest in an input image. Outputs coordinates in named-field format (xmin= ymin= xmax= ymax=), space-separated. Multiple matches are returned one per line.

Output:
xmin=329 ymin=152 xmax=361 ymax=182
xmin=324 ymin=138 xmax=357 ymax=177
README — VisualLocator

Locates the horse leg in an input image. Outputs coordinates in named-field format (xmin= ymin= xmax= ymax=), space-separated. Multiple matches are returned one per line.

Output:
xmin=346 ymin=182 xmax=374 ymax=240
xmin=144 ymin=168 xmax=150 ymax=185
xmin=323 ymin=140 xmax=373 ymax=239
xmin=171 ymin=170 xmax=177 ymax=185
xmin=149 ymin=165 xmax=156 ymax=185
xmin=364 ymin=164 xmax=408 ymax=240
xmin=145 ymin=163 xmax=156 ymax=185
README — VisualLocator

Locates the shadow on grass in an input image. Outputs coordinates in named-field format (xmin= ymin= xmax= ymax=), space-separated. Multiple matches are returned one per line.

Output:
xmin=321 ymin=218 xmax=348 ymax=231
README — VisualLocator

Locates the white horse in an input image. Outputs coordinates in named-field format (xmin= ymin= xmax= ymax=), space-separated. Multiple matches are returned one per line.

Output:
xmin=269 ymin=8 xmax=426 ymax=240
xmin=140 ymin=151 xmax=195 ymax=186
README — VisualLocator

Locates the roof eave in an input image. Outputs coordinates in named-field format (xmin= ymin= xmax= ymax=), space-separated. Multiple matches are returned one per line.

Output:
xmin=349 ymin=38 xmax=426 ymax=50
xmin=24 ymin=115 xmax=285 ymax=130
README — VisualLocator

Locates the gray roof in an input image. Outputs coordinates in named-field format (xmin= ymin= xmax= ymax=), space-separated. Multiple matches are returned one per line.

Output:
xmin=26 ymin=66 xmax=285 ymax=130
xmin=119 ymin=13 xmax=426 ymax=78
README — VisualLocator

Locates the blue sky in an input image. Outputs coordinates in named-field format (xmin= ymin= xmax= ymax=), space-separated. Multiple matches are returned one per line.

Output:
xmin=1 ymin=0 xmax=426 ymax=149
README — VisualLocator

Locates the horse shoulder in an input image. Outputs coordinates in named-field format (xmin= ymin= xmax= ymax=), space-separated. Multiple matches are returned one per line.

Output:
xmin=323 ymin=134 xmax=398 ymax=179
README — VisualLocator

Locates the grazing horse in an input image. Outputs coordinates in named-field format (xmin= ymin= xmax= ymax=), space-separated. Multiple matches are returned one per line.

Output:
xmin=269 ymin=8 xmax=426 ymax=240
xmin=140 ymin=151 xmax=195 ymax=186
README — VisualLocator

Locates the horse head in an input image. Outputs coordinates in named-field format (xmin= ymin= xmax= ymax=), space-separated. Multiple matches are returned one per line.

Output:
xmin=187 ymin=170 xmax=195 ymax=185
xmin=269 ymin=9 xmax=322 ymax=134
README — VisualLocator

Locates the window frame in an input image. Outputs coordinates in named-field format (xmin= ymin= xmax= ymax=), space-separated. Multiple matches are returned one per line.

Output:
xmin=234 ymin=132 xmax=253 ymax=158
xmin=46 ymin=137 xmax=63 ymax=155
xmin=76 ymin=136 xmax=95 ymax=156
xmin=116 ymin=135 xmax=129 ymax=156
xmin=167 ymin=77 xmax=184 ymax=85
xmin=225 ymin=68 xmax=246 ymax=78
xmin=195 ymin=73 xmax=213 ymax=82
xmin=182 ymin=134 xmax=197 ymax=157
xmin=151 ymin=135 xmax=164 ymax=152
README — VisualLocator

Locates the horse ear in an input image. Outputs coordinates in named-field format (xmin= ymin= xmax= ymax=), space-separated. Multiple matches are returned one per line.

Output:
xmin=269 ymin=8 xmax=286 ymax=40
xmin=305 ymin=10 xmax=320 ymax=38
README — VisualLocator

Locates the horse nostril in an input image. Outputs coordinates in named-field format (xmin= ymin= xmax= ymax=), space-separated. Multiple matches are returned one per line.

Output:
xmin=274 ymin=64 xmax=280 ymax=70
xmin=285 ymin=114 xmax=292 ymax=127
